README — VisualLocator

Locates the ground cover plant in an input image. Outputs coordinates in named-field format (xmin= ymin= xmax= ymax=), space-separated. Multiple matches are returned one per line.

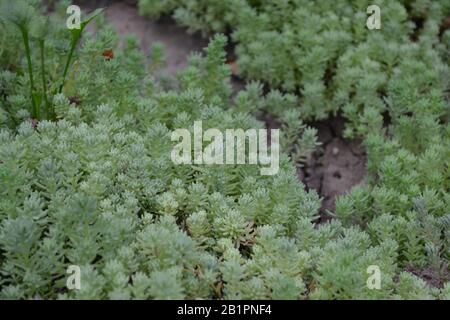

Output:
xmin=138 ymin=0 xmax=450 ymax=293
xmin=0 ymin=0 xmax=448 ymax=300
xmin=139 ymin=0 xmax=450 ymax=121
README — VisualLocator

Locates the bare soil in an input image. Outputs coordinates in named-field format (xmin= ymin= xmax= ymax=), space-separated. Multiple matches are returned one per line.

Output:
xmin=77 ymin=0 xmax=367 ymax=214
xmin=404 ymin=263 xmax=450 ymax=289
xmin=300 ymin=116 xmax=366 ymax=216
xmin=79 ymin=0 xmax=208 ymax=75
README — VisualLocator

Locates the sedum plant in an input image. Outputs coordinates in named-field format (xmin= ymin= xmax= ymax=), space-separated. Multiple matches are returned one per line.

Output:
xmin=138 ymin=0 xmax=450 ymax=123
xmin=0 ymin=0 xmax=448 ymax=300
xmin=138 ymin=1 xmax=450 ymax=294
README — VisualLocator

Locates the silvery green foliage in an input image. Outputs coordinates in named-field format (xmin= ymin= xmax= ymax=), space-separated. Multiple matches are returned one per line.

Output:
xmin=334 ymin=50 xmax=449 ymax=281
xmin=0 ymin=107 xmax=323 ymax=298
xmin=0 ymin=4 xmax=325 ymax=298
xmin=0 ymin=99 xmax=320 ymax=299
xmin=138 ymin=0 xmax=450 ymax=297
xmin=138 ymin=0 xmax=245 ymax=36
xmin=0 ymin=1 xmax=448 ymax=299
xmin=138 ymin=0 xmax=450 ymax=122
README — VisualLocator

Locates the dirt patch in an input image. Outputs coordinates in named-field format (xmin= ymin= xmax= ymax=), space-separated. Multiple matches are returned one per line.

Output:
xmin=80 ymin=0 xmax=244 ymax=93
xmin=404 ymin=263 xmax=450 ymax=289
xmin=299 ymin=116 xmax=367 ymax=216
xmin=79 ymin=0 xmax=208 ymax=75
xmin=260 ymin=113 xmax=367 ymax=216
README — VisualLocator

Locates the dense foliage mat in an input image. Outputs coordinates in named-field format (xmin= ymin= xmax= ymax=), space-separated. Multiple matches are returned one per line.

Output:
xmin=0 ymin=0 xmax=448 ymax=299
xmin=138 ymin=0 xmax=450 ymax=296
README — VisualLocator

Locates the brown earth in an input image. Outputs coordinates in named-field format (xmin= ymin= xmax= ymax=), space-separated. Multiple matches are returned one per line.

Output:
xmin=404 ymin=264 xmax=450 ymax=289
xmin=78 ymin=0 xmax=208 ymax=75
xmin=300 ymin=116 xmax=366 ymax=216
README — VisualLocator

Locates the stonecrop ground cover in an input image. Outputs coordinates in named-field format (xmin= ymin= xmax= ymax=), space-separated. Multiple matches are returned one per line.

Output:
xmin=0 ymin=0 xmax=448 ymax=299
